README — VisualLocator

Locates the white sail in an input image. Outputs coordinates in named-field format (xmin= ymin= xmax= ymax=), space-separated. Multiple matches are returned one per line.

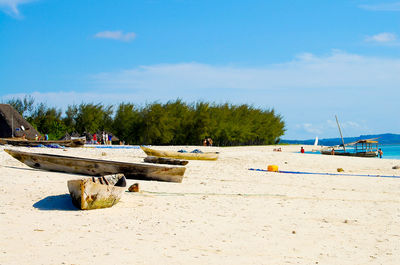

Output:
xmin=314 ymin=136 xmax=318 ymax=146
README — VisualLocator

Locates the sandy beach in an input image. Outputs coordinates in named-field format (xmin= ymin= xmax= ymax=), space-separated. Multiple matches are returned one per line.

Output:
xmin=1 ymin=145 xmax=399 ymax=265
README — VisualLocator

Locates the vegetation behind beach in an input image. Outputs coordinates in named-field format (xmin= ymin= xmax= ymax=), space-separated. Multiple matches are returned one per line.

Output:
xmin=6 ymin=97 xmax=285 ymax=146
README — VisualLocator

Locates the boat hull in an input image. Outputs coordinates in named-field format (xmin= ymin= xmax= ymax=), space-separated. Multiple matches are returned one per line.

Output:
xmin=141 ymin=146 xmax=218 ymax=161
xmin=321 ymin=150 xmax=378 ymax=157
xmin=68 ymin=175 xmax=126 ymax=210
xmin=0 ymin=138 xmax=85 ymax=147
xmin=4 ymin=149 xmax=185 ymax=182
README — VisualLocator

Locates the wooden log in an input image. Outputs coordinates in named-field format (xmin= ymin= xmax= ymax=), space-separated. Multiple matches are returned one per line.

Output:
xmin=144 ymin=156 xmax=189 ymax=166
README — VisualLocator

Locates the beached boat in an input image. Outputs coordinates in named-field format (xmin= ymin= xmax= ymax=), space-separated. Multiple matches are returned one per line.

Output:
xmin=320 ymin=139 xmax=378 ymax=157
xmin=4 ymin=149 xmax=185 ymax=182
xmin=141 ymin=146 xmax=219 ymax=161
xmin=319 ymin=116 xmax=379 ymax=158
xmin=0 ymin=138 xmax=85 ymax=147
xmin=68 ymin=174 xmax=126 ymax=210
xmin=144 ymin=156 xmax=189 ymax=165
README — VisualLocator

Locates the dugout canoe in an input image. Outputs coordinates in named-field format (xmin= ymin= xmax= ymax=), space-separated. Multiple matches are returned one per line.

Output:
xmin=143 ymin=156 xmax=189 ymax=166
xmin=4 ymin=149 xmax=185 ymax=182
xmin=0 ymin=138 xmax=85 ymax=147
xmin=141 ymin=146 xmax=218 ymax=161
xmin=68 ymin=174 xmax=126 ymax=210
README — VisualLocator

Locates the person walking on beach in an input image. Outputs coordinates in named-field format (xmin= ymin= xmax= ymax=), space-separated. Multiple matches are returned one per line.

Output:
xmin=300 ymin=147 xmax=305 ymax=154
xmin=378 ymin=148 xmax=383 ymax=158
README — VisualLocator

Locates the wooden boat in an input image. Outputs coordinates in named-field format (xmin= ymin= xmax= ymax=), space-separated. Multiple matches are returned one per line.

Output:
xmin=68 ymin=174 xmax=126 ymax=210
xmin=4 ymin=149 xmax=185 ymax=182
xmin=0 ymin=138 xmax=85 ymax=147
xmin=319 ymin=115 xmax=379 ymax=158
xmin=320 ymin=139 xmax=378 ymax=157
xmin=141 ymin=146 xmax=219 ymax=161
xmin=144 ymin=156 xmax=189 ymax=165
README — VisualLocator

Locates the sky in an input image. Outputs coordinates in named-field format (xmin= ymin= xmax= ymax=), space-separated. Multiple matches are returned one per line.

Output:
xmin=1 ymin=0 xmax=400 ymax=139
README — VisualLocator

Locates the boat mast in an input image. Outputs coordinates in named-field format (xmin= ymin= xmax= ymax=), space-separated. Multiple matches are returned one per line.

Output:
xmin=335 ymin=115 xmax=346 ymax=152
xmin=11 ymin=105 xmax=14 ymax=138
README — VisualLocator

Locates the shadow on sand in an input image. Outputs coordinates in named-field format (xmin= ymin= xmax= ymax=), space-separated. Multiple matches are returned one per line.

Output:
xmin=33 ymin=194 xmax=78 ymax=211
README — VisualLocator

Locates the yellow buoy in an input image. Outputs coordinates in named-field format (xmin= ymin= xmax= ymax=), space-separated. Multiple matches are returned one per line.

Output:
xmin=267 ymin=165 xmax=279 ymax=172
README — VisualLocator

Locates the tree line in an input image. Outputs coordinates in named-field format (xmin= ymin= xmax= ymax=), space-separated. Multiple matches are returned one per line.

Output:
xmin=5 ymin=96 xmax=286 ymax=146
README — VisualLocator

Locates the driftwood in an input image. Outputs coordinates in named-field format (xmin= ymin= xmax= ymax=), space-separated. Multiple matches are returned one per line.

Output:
xmin=4 ymin=149 xmax=185 ymax=183
xmin=144 ymin=156 xmax=189 ymax=166
xmin=68 ymin=174 xmax=126 ymax=210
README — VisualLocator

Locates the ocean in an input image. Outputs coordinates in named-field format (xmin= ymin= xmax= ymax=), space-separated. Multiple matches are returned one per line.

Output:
xmin=380 ymin=144 xmax=400 ymax=160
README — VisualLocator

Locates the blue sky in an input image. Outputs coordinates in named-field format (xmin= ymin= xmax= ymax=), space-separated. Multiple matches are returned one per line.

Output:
xmin=1 ymin=0 xmax=400 ymax=139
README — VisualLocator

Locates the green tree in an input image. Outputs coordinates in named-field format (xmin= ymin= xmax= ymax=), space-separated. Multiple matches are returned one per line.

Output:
xmin=5 ymin=95 xmax=35 ymax=117
xmin=75 ymin=103 xmax=113 ymax=134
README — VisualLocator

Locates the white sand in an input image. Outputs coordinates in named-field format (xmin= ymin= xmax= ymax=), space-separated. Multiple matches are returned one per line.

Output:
xmin=0 ymin=145 xmax=399 ymax=265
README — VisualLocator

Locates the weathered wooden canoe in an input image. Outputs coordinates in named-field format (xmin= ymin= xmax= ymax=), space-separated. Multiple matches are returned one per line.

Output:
xmin=68 ymin=174 xmax=126 ymax=210
xmin=4 ymin=149 xmax=185 ymax=182
xmin=0 ymin=138 xmax=85 ymax=147
xmin=144 ymin=156 xmax=189 ymax=166
xmin=141 ymin=146 xmax=219 ymax=161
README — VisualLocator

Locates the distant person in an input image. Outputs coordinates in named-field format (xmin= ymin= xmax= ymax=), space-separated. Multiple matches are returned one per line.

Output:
xmin=378 ymin=148 xmax=383 ymax=159
xmin=331 ymin=148 xmax=335 ymax=155
xmin=102 ymin=132 xmax=106 ymax=145
xmin=45 ymin=134 xmax=49 ymax=141
xmin=108 ymin=134 xmax=112 ymax=145
xmin=208 ymin=138 xmax=213 ymax=146
xmin=203 ymin=139 xmax=207 ymax=146
xmin=93 ymin=133 xmax=97 ymax=144
xmin=300 ymin=147 xmax=305 ymax=154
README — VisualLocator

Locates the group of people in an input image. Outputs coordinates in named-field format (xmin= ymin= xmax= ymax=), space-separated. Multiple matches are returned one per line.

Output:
xmin=91 ymin=132 xmax=113 ymax=145
xmin=203 ymin=138 xmax=213 ymax=146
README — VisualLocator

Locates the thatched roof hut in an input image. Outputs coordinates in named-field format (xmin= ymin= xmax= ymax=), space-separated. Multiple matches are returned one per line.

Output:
xmin=0 ymin=104 xmax=39 ymax=139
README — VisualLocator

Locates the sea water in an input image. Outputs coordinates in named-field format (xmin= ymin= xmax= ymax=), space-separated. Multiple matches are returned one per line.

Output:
xmin=380 ymin=144 xmax=400 ymax=160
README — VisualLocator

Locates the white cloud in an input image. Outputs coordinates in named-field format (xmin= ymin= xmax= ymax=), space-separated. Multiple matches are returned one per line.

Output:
xmin=94 ymin=31 xmax=136 ymax=42
xmin=359 ymin=2 xmax=400 ymax=11
xmin=365 ymin=32 xmax=397 ymax=43
xmin=90 ymin=50 xmax=400 ymax=92
xmin=299 ymin=123 xmax=323 ymax=135
xmin=0 ymin=0 xmax=35 ymax=17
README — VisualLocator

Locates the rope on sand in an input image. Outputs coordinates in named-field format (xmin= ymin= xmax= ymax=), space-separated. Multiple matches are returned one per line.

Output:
xmin=248 ymin=168 xmax=400 ymax=179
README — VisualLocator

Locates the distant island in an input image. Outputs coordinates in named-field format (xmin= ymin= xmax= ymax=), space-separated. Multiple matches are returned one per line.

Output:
xmin=281 ymin=133 xmax=400 ymax=146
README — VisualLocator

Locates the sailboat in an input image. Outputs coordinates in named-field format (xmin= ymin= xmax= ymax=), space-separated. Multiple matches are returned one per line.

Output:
xmin=314 ymin=136 xmax=319 ymax=146
xmin=320 ymin=116 xmax=379 ymax=157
